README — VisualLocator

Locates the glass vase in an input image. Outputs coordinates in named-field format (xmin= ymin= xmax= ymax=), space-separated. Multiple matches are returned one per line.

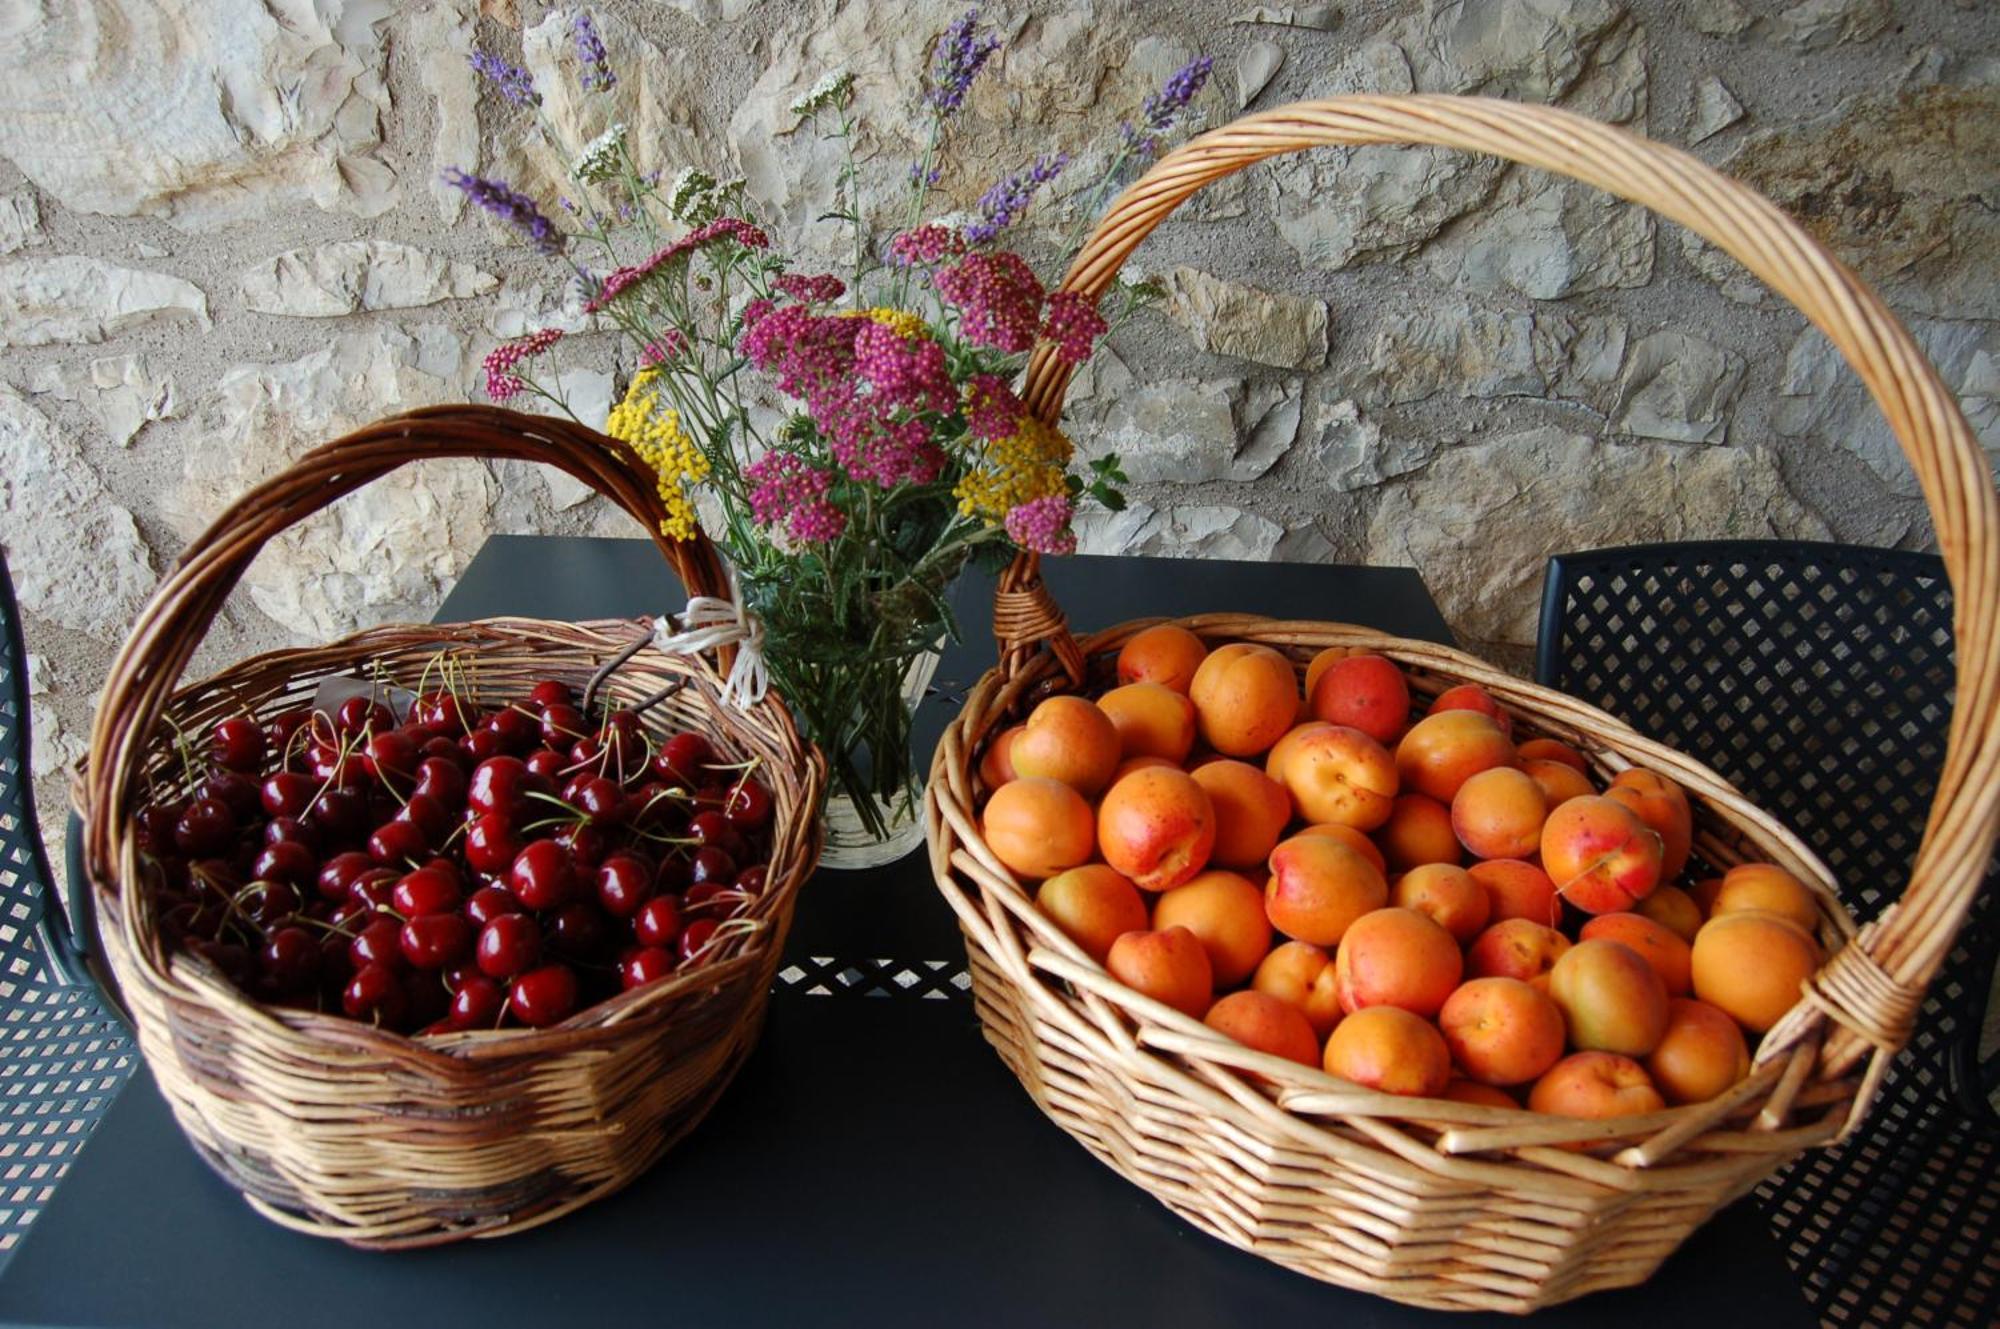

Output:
xmin=816 ymin=646 xmax=941 ymax=870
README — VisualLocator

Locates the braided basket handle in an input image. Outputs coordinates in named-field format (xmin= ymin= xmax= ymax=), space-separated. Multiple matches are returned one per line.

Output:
xmin=1005 ymin=95 xmax=2000 ymax=1080
xmin=81 ymin=404 xmax=728 ymax=887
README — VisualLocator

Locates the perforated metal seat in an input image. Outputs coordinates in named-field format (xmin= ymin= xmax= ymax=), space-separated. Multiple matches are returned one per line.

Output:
xmin=0 ymin=553 xmax=134 ymax=1270
xmin=1538 ymin=540 xmax=1999 ymax=1329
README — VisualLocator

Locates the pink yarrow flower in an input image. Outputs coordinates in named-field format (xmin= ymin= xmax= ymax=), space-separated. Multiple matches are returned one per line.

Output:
xmin=852 ymin=320 xmax=956 ymax=416
xmin=586 ymin=217 xmax=770 ymax=313
xmin=482 ymin=327 xmax=564 ymax=400
xmin=1041 ymin=290 xmax=1108 ymax=364
xmin=962 ymin=373 xmax=1024 ymax=441
xmin=639 ymin=329 xmax=687 ymax=366
xmin=774 ymin=272 xmax=847 ymax=304
xmin=745 ymin=453 xmax=846 ymax=544
xmin=1005 ymin=493 xmax=1077 ymax=555
xmin=889 ymin=224 xmax=967 ymax=266
xmin=934 ymin=250 xmax=1045 ymax=353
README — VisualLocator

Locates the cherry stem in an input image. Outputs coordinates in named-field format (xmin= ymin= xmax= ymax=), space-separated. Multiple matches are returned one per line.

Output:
xmin=583 ymin=629 xmax=652 ymax=716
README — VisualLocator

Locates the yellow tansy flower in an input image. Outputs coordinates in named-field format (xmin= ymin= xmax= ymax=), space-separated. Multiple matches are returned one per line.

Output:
xmin=954 ymin=416 xmax=1072 ymax=524
xmin=606 ymin=367 xmax=710 ymax=541
xmin=841 ymin=306 xmax=930 ymax=341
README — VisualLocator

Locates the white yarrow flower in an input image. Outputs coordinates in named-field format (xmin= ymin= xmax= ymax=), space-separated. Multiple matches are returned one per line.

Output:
xmin=573 ymin=123 xmax=628 ymax=183
xmin=789 ymin=70 xmax=855 ymax=118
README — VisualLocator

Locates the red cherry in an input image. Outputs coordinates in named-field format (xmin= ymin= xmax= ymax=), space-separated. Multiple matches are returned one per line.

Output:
xmin=258 ymin=926 xmax=321 ymax=996
xmin=242 ymin=879 xmax=301 ymax=930
xmin=467 ymin=756 xmax=530 ymax=817
xmin=396 ymin=791 xmax=452 ymax=843
xmin=620 ymin=947 xmax=676 ymax=990
xmin=413 ymin=690 xmax=475 ymax=733
xmin=508 ymin=840 xmax=575 ymax=911
xmin=733 ymin=864 xmax=769 ymax=897
xmin=413 ymin=755 xmax=467 ymax=808
xmin=310 ymin=786 xmax=371 ymax=845
xmin=317 ymin=851 xmax=376 ymax=903
xmin=678 ymin=917 xmax=721 ymax=965
xmin=539 ymin=704 xmax=587 ymax=749
xmin=201 ymin=770 xmax=261 ymax=821
xmin=548 ymin=902 xmax=614 ymax=963
xmin=523 ymin=748 xmax=565 ymax=781
xmin=633 ymin=895 xmax=684 ymax=949
xmin=364 ymin=729 xmax=418 ymax=785
xmin=653 ymin=732 xmax=715 ymax=788
xmin=343 ymin=963 xmax=408 ymax=1026
xmin=654 ymin=855 xmax=693 ymax=894
xmin=599 ymin=709 xmax=641 ymax=748
xmin=623 ymin=782 xmax=682 ymax=832
xmin=722 ymin=779 xmax=774 ymax=832
xmin=210 ymin=715 xmax=267 ymax=773
xmin=689 ymin=845 xmax=737 ymax=885
xmin=368 ymin=818 xmax=429 ymax=866
xmin=250 ymin=839 xmax=317 ymax=890
xmin=265 ymin=709 xmax=311 ymax=762
xmin=485 ymin=705 xmax=540 ymax=753
xmin=419 ymin=857 xmax=464 ymax=891
xmin=348 ymin=916 xmax=406 ymax=971
xmin=685 ymin=810 xmax=731 ymax=847
xmin=463 ymin=812 xmax=522 ymax=876
xmin=528 ymin=680 xmax=573 ymax=712
xmin=568 ymin=736 xmax=604 ymax=769
xmin=259 ymin=772 xmax=314 ymax=820
xmin=173 ymin=798 xmax=237 ymax=857
xmin=448 ymin=976 xmax=504 ymax=1029
xmin=553 ymin=823 xmax=608 ymax=874
xmin=476 ymin=913 xmax=543 ymax=979
xmin=392 ymin=868 xmax=460 ymax=918
xmin=403 ymin=969 xmax=451 ymax=1030
xmin=399 ymin=913 xmax=473 ymax=970
xmin=346 ymin=868 xmax=398 ymax=910
xmin=508 ymin=966 xmax=579 ymax=1028
xmin=574 ymin=776 xmax=625 ymax=826
xmin=595 ymin=855 xmax=654 ymax=919
xmin=136 ymin=802 xmax=185 ymax=855
xmin=464 ymin=884 xmax=522 ymax=927
xmin=263 ymin=815 xmax=319 ymax=851
xmin=459 ymin=728 xmax=502 ymax=763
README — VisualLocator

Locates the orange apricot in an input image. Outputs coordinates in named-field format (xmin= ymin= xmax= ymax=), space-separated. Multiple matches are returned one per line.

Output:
xmin=1467 ymin=859 xmax=1561 ymax=927
xmin=1528 ymin=1051 xmax=1666 ymax=1125
xmin=1293 ymin=823 xmax=1388 ymax=875
xmin=1009 ymin=695 xmax=1122 ymax=797
xmin=1265 ymin=722 xmax=1397 ymax=830
xmin=1540 ymin=795 xmax=1664 ymax=915
xmin=1153 ymin=870 xmax=1273 ymax=988
xmin=1035 ymin=865 xmax=1150 ymax=964
xmin=1646 ymin=998 xmax=1751 ymax=1104
xmin=1439 ymin=976 xmax=1568 ymax=1087
xmin=1189 ymin=643 xmax=1300 ymax=758
xmin=1303 ymin=646 xmax=1354 ymax=702
xmin=1321 ymin=1005 xmax=1452 ymax=1098
xmin=1579 ymin=912 xmax=1693 ymax=997
xmin=1116 ymin=624 xmax=1209 ymax=694
xmin=1391 ymin=862 xmax=1491 ymax=944
xmin=1265 ymin=834 xmax=1388 ymax=947
xmin=1333 ymin=906 xmax=1463 ymax=1018
xmin=1548 ymin=939 xmax=1671 ymax=1056
xmin=1517 ymin=738 xmax=1589 ymax=773
xmin=978 ymin=724 xmax=1023 ymax=789
xmin=1096 ymin=766 xmax=1216 ymax=892
xmin=1522 ymin=757 xmax=1596 ymax=808
xmin=1635 ymin=884 xmax=1703 ymax=943
xmin=1691 ymin=910 xmax=1821 ymax=1033
xmin=1441 ymin=1078 xmax=1522 ymax=1110
xmin=1466 ymin=919 xmax=1572 ymax=985
xmin=1106 ymin=926 xmax=1213 ymax=1019
xmin=1711 ymin=863 xmax=1821 ymax=935
xmin=1097 ymin=681 xmax=1198 ymax=764
xmin=1605 ymin=768 xmax=1694 ymax=880
xmin=1307 ymin=652 xmax=1411 ymax=746
xmin=1191 ymin=759 xmax=1293 ymax=870
xmin=1204 ymin=990 xmax=1320 ymax=1068
xmin=1252 ymin=941 xmax=1343 ymax=1037
xmin=1451 ymin=766 xmax=1549 ymax=860
xmin=1374 ymin=792 xmax=1462 ymax=871
xmin=981 ymin=777 xmax=1095 ymax=879
xmin=1428 ymin=683 xmax=1514 ymax=738
xmin=1395 ymin=710 xmax=1516 ymax=803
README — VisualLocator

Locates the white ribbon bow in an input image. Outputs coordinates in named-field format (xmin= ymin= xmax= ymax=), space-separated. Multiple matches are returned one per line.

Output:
xmin=650 ymin=568 xmax=769 ymax=710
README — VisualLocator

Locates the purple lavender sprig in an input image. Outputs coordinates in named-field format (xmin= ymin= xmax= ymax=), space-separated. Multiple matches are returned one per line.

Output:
xmin=571 ymin=12 xmax=616 ymax=92
xmin=469 ymin=50 xmax=539 ymax=107
xmin=965 ymin=152 xmax=1068 ymax=245
xmin=927 ymin=8 xmax=1001 ymax=115
xmin=1122 ymin=55 xmax=1214 ymax=158
xmin=442 ymin=170 xmax=566 ymax=256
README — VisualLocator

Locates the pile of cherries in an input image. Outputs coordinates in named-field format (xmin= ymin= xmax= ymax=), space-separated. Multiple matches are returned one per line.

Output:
xmin=136 ymin=677 xmax=777 ymax=1036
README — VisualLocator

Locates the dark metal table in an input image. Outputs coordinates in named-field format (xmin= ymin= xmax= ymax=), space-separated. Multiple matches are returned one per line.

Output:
xmin=3 ymin=539 xmax=1816 ymax=1329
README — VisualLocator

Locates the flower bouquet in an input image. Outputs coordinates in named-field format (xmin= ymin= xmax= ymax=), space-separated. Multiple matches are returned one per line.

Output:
xmin=453 ymin=9 xmax=1212 ymax=866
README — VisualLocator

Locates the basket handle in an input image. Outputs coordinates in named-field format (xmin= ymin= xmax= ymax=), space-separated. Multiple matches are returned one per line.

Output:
xmin=81 ymin=404 xmax=728 ymax=888
xmin=1005 ymin=95 xmax=2000 ymax=1081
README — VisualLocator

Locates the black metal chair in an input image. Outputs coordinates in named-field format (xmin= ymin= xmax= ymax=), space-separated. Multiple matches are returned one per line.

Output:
xmin=1538 ymin=539 xmax=1999 ymax=1329
xmin=0 ymin=550 xmax=134 ymax=1270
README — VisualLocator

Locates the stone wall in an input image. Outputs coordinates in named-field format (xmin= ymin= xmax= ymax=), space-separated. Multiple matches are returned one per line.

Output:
xmin=3 ymin=0 xmax=1996 ymax=868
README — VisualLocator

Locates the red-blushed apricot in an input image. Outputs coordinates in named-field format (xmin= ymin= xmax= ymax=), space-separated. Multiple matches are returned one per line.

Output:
xmin=1375 ymin=792 xmax=1462 ymax=871
xmin=1548 ymin=939 xmax=1671 ymax=1056
xmin=1009 ymin=695 xmax=1122 ymax=797
xmin=1321 ymin=1005 xmax=1452 ymax=1098
xmin=1153 ymin=870 xmax=1272 ymax=988
xmin=1097 ymin=681 xmax=1198 ymax=764
xmin=1635 ymin=884 xmax=1703 ymax=944
xmin=1466 ymin=918 xmax=1572 ymax=985
xmin=1711 ymin=863 xmax=1821 ymax=935
xmin=1191 ymin=759 xmax=1292 ymax=870
xmin=1265 ymin=722 xmax=1397 ymax=830
xmin=1106 ymin=926 xmax=1213 ymax=1019
xmin=1391 ymin=862 xmax=1491 ymax=944
xmin=1204 ymin=990 xmax=1320 ymax=1068
xmin=1097 ymin=766 xmax=1216 ymax=892
xmin=1517 ymin=738 xmax=1589 ymax=772
xmin=1580 ymin=912 xmax=1693 ymax=997
xmin=1540 ymin=795 xmax=1663 ymax=914
xmin=1451 ymin=766 xmax=1549 ymax=860
xmin=1303 ymin=646 xmax=1353 ymax=702
xmin=982 ymin=777 xmax=1095 ymax=879
xmin=1605 ymin=768 xmax=1695 ymax=880
xmin=1252 ymin=941 xmax=1343 ymax=1037
xmin=1035 ymin=865 xmax=1150 ymax=964
xmin=1396 ymin=710 xmax=1515 ymax=803
xmin=1333 ymin=906 xmax=1462 ymax=1018
xmin=1428 ymin=683 xmax=1514 ymax=738
xmin=978 ymin=724 xmax=1023 ymax=789
xmin=1691 ymin=910 xmax=1821 ymax=1033
xmin=1116 ymin=624 xmax=1208 ymax=694
xmin=1528 ymin=1051 xmax=1666 ymax=1130
xmin=1646 ymin=997 xmax=1751 ymax=1104
xmin=1189 ymin=643 xmax=1300 ymax=757
xmin=1467 ymin=859 xmax=1561 ymax=927
xmin=1690 ymin=875 xmax=1726 ymax=915
xmin=1522 ymin=757 xmax=1596 ymax=808
xmin=1441 ymin=1078 xmax=1522 ymax=1110
xmin=1439 ymin=977 xmax=1568 ymax=1087
xmin=1265 ymin=834 xmax=1387 ymax=947
xmin=1307 ymin=652 xmax=1411 ymax=746
xmin=1293 ymin=823 xmax=1388 ymax=875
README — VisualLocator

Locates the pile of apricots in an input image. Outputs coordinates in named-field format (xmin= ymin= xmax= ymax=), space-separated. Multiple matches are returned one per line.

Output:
xmin=977 ymin=627 xmax=1829 ymax=1127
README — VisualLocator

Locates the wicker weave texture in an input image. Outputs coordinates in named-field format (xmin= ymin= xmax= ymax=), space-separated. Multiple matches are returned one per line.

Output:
xmin=926 ymin=96 xmax=2000 ymax=1311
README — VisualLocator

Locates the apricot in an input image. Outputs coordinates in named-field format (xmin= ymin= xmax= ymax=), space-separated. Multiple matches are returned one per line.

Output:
xmin=1116 ymin=624 xmax=1208 ymax=694
xmin=1440 ymin=976 xmax=1567 ymax=1087
xmin=1265 ymin=835 xmax=1388 ymax=947
xmin=1451 ymin=766 xmax=1549 ymax=861
xmin=1097 ymin=766 xmax=1216 ymax=892
xmin=1106 ymin=926 xmax=1213 ymax=1020
xmin=1303 ymin=646 xmax=1354 ymax=702
xmin=1189 ymin=643 xmax=1300 ymax=758
xmin=1333 ymin=906 xmax=1462 ymax=1018
xmin=1517 ymin=738 xmax=1589 ymax=773
xmin=1548 ymin=939 xmax=1670 ymax=1056
xmin=1191 ymin=759 xmax=1293 ymax=869
xmin=1375 ymin=793 xmax=1462 ymax=871
xmin=1097 ymin=681 xmax=1197 ymax=764
xmin=1204 ymin=990 xmax=1320 ymax=1068
xmin=1111 ymin=754 xmax=1177 ymax=782
xmin=1690 ymin=876 xmax=1726 ymax=916
xmin=1580 ymin=912 xmax=1692 ymax=997
xmin=1154 ymin=870 xmax=1272 ymax=987
xmin=1252 ymin=941 xmax=1343 ymax=1037
xmin=1321 ymin=1005 xmax=1452 ymax=1098
xmin=978 ymin=724 xmax=1023 ymax=789
xmin=1635 ymin=884 xmax=1703 ymax=944
xmin=1605 ymin=768 xmax=1695 ymax=880
xmin=1711 ymin=863 xmax=1821 ymax=936
xmin=1540 ymin=796 xmax=1664 ymax=914
xmin=1395 ymin=710 xmax=1515 ymax=803
xmin=1293 ymin=824 xmax=1387 ymax=875
xmin=1428 ymin=683 xmax=1513 ymax=738
xmin=1466 ymin=919 xmax=1572 ymax=985
xmin=1009 ymin=695 xmax=1122 ymax=797
xmin=1523 ymin=757 xmax=1596 ymax=808
xmin=1441 ymin=1078 xmax=1522 ymax=1110
xmin=1467 ymin=859 xmax=1561 ymax=927
xmin=1391 ymin=863 xmax=1491 ymax=944
xmin=982 ymin=777 xmax=1095 ymax=879
xmin=1691 ymin=910 xmax=1820 ymax=1033
xmin=1035 ymin=865 xmax=1150 ymax=964
xmin=1266 ymin=722 xmax=1397 ymax=830
xmin=1307 ymin=652 xmax=1411 ymax=746
xmin=1528 ymin=1051 xmax=1666 ymax=1125
xmin=1646 ymin=998 xmax=1751 ymax=1104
